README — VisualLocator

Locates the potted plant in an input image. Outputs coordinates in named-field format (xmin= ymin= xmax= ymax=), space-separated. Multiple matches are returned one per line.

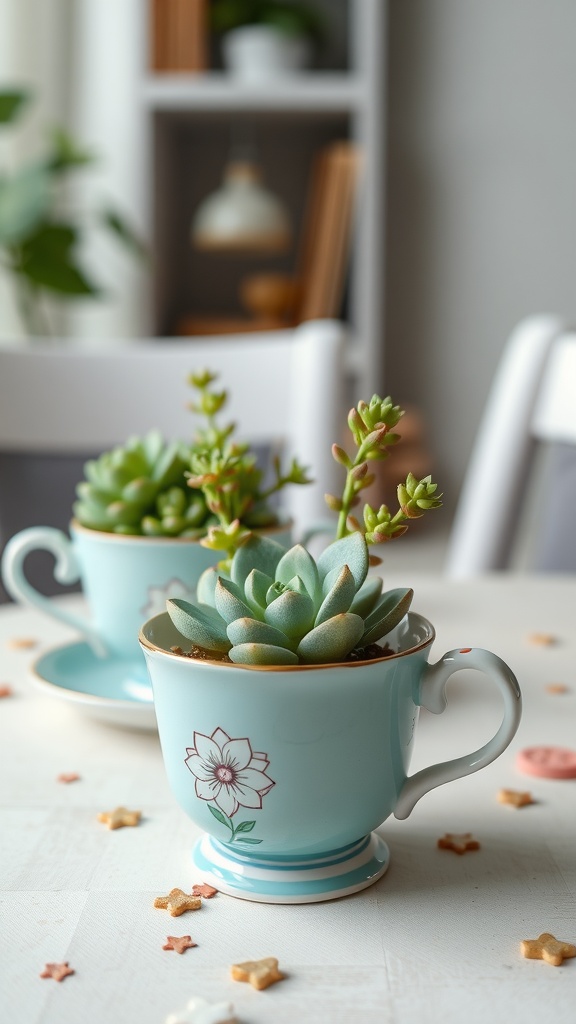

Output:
xmin=139 ymin=395 xmax=522 ymax=902
xmin=210 ymin=0 xmax=325 ymax=80
xmin=1 ymin=370 xmax=310 ymax=661
xmin=0 ymin=88 xmax=143 ymax=337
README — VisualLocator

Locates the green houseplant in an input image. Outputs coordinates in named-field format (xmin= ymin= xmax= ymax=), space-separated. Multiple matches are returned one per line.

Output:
xmin=210 ymin=0 xmax=325 ymax=79
xmin=165 ymin=394 xmax=442 ymax=665
xmin=0 ymin=88 xmax=143 ymax=337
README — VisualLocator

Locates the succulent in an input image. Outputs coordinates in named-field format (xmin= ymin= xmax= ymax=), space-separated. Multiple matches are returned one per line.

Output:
xmin=73 ymin=430 xmax=210 ymax=537
xmin=167 ymin=531 xmax=413 ymax=666
xmin=166 ymin=391 xmax=442 ymax=665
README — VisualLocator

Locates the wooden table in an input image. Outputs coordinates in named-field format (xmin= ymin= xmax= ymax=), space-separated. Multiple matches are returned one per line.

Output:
xmin=2 ymin=574 xmax=576 ymax=1023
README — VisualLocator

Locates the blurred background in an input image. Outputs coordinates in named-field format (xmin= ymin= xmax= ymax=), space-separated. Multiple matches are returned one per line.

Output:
xmin=1 ymin=0 xmax=575 ymax=572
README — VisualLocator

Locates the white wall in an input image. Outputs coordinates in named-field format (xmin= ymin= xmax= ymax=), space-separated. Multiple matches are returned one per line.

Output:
xmin=386 ymin=0 xmax=576 ymax=510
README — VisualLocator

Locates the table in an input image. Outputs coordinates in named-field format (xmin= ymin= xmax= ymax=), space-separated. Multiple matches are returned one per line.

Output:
xmin=1 ymin=574 xmax=575 ymax=1023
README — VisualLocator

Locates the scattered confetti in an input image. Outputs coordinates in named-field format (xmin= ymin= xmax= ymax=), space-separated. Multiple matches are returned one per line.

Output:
xmin=40 ymin=962 xmax=75 ymax=982
xmin=97 ymin=806 xmax=141 ymax=829
xmin=527 ymin=632 xmax=557 ymax=646
xmin=154 ymin=888 xmax=202 ymax=917
xmin=231 ymin=956 xmax=285 ymax=990
xmin=521 ymin=932 xmax=576 ymax=967
xmin=0 ymin=684 xmax=13 ymax=697
xmin=6 ymin=636 xmax=37 ymax=650
xmin=191 ymin=882 xmax=218 ymax=899
xmin=545 ymin=683 xmax=570 ymax=695
xmin=437 ymin=832 xmax=480 ymax=855
xmin=57 ymin=772 xmax=80 ymax=784
xmin=516 ymin=746 xmax=576 ymax=779
xmin=497 ymin=788 xmax=534 ymax=808
xmin=162 ymin=935 xmax=197 ymax=954
xmin=165 ymin=996 xmax=236 ymax=1024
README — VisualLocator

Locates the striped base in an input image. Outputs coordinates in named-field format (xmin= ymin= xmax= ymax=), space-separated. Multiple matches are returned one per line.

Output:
xmin=191 ymin=832 xmax=390 ymax=904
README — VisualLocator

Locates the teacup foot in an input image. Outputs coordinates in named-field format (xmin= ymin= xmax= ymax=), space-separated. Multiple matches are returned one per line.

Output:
xmin=191 ymin=832 xmax=390 ymax=904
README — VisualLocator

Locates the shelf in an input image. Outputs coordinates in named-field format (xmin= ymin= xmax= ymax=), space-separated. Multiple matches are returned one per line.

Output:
xmin=141 ymin=72 xmax=365 ymax=114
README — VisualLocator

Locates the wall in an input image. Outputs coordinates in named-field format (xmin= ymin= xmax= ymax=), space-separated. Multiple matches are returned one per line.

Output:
xmin=386 ymin=0 xmax=576 ymax=511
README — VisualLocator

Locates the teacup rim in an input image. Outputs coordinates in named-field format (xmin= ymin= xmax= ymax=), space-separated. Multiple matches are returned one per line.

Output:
xmin=138 ymin=610 xmax=436 ymax=672
xmin=70 ymin=516 xmax=293 ymax=545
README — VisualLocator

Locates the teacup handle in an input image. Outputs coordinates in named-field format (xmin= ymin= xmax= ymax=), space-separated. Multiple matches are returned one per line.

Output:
xmin=394 ymin=647 xmax=522 ymax=819
xmin=1 ymin=526 xmax=107 ymax=656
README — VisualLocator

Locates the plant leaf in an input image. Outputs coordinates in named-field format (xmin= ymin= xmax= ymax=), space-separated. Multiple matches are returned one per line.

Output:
xmin=349 ymin=574 xmax=383 ymax=617
xmin=274 ymin=544 xmax=319 ymax=600
xmin=244 ymin=568 xmax=273 ymax=615
xmin=264 ymin=588 xmax=315 ymax=639
xmin=0 ymin=90 xmax=30 ymax=124
xmin=167 ymin=598 xmax=230 ymax=652
xmin=227 ymin=617 xmax=294 ymax=651
xmin=231 ymin=534 xmax=285 ymax=590
xmin=314 ymin=564 xmax=357 ymax=627
xmin=361 ymin=588 xmax=414 ymax=645
xmin=0 ymin=164 xmax=50 ymax=243
xmin=228 ymin=643 xmax=299 ymax=666
xmin=297 ymin=612 xmax=364 ymax=664
xmin=316 ymin=531 xmax=368 ymax=590
xmin=100 ymin=206 xmax=147 ymax=258
xmin=196 ymin=567 xmax=219 ymax=608
xmin=215 ymin=577 xmax=256 ymax=624
xmin=18 ymin=222 xmax=99 ymax=295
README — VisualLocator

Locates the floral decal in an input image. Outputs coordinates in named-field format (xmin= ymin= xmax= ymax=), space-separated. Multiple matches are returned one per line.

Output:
xmin=141 ymin=578 xmax=195 ymax=619
xmin=184 ymin=727 xmax=275 ymax=844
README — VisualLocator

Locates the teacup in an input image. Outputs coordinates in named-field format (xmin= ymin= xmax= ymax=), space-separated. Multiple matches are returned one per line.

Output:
xmin=1 ymin=519 xmax=293 ymax=661
xmin=139 ymin=610 xmax=522 ymax=904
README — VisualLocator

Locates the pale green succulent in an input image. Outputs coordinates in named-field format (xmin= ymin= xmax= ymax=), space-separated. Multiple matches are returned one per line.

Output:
xmin=73 ymin=430 xmax=210 ymax=537
xmin=167 ymin=531 xmax=413 ymax=666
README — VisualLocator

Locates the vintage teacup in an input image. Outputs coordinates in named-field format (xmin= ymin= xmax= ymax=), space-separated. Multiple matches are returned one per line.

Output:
xmin=1 ymin=520 xmax=293 ymax=661
xmin=139 ymin=610 xmax=522 ymax=904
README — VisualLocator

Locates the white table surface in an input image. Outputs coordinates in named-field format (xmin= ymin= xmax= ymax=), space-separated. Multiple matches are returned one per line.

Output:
xmin=1 ymin=573 xmax=575 ymax=1024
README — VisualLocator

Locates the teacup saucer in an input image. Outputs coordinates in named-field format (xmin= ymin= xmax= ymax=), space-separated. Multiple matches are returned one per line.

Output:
xmin=31 ymin=640 xmax=156 ymax=731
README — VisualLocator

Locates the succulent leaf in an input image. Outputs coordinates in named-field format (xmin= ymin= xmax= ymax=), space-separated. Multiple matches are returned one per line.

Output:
xmin=196 ymin=566 xmax=219 ymax=608
xmin=296 ymin=613 xmax=365 ymax=664
xmin=214 ymin=577 xmax=259 ymax=624
xmin=166 ymin=598 xmax=230 ymax=652
xmin=244 ymin=568 xmax=274 ymax=614
xmin=349 ymin=575 xmax=383 ymax=617
xmin=227 ymin=617 xmax=295 ymax=651
xmin=361 ymin=587 xmax=414 ymax=645
xmin=316 ymin=531 xmax=368 ymax=590
xmin=229 ymin=643 xmax=299 ymax=666
xmin=264 ymin=588 xmax=316 ymax=638
xmin=314 ymin=565 xmax=357 ymax=627
xmin=275 ymin=544 xmax=320 ymax=601
xmin=230 ymin=534 xmax=285 ymax=590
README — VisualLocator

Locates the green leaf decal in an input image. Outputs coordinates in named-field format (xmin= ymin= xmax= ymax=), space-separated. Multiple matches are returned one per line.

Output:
xmin=235 ymin=836 xmax=263 ymax=844
xmin=208 ymin=805 xmax=232 ymax=827
xmin=234 ymin=820 xmax=256 ymax=833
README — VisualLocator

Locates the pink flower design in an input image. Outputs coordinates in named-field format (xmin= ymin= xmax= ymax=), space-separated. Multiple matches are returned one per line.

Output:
xmin=185 ymin=727 xmax=275 ymax=819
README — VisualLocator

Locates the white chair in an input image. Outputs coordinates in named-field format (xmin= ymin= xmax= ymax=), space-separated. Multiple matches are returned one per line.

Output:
xmin=0 ymin=319 xmax=347 ymax=595
xmin=445 ymin=314 xmax=576 ymax=576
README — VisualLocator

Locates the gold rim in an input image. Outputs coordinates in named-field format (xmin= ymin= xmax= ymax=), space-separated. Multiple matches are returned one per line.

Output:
xmin=138 ymin=612 xmax=436 ymax=672
xmin=70 ymin=518 xmax=293 ymax=545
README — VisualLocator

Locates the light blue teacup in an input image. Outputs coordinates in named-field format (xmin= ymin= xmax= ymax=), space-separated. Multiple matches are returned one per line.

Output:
xmin=1 ymin=519 xmax=293 ymax=661
xmin=139 ymin=610 xmax=522 ymax=904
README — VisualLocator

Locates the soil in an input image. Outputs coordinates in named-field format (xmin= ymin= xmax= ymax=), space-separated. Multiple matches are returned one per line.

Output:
xmin=170 ymin=642 xmax=396 ymax=664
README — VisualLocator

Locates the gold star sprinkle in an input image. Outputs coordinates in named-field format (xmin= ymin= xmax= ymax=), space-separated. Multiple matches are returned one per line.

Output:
xmin=497 ymin=788 xmax=534 ymax=808
xmin=154 ymin=888 xmax=202 ymax=916
xmin=437 ymin=832 xmax=480 ymax=855
xmin=97 ymin=806 xmax=141 ymax=830
xmin=545 ymin=683 xmax=570 ymax=695
xmin=40 ymin=962 xmax=75 ymax=982
xmin=231 ymin=956 xmax=285 ymax=990
xmin=192 ymin=882 xmax=218 ymax=899
xmin=0 ymin=684 xmax=12 ymax=697
xmin=528 ymin=632 xmax=557 ymax=646
xmin=6 ymin=637 xmax=37 ymax=650
xmin=162 ymin=934 xmax=197 ymax=954
xmin=57 ymin=772 xmax=80 ymax=784
xmin=521 ymin=932 xmax=576 ymax=966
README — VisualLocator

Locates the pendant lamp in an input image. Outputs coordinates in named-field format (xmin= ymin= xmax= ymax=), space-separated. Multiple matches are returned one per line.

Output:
xmin=191 ymin=158 xmax=291 ymax=253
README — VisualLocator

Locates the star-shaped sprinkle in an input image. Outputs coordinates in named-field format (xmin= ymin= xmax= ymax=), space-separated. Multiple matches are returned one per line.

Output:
xmin=231 ymin=956 xmax=285 ymax=990
xmin=165 ymin=996 xmax=237 ymax=1024
xmin=154 ymin=888 xmax=202 ymax=916
xmin=57 ymin=772 xmax=80 ymax=784
xmin=6 ymin=636 xmax=37 ymax=650
xmin=192 ymin=882 xmax=218 ymax=899
xmin=437 ymin=832 xmax=480 ymax=855
xmin=97 ymin=806 xmax=141 ymax=829
xmin=521 ymin=932 xmax=576 ymax=966
xmin=528 ymin=632 xmax=557 ymax=646
xmin=0 ymin=684 xmax=13 ymax=697
xmin=162 ymin=935 xmax=197 ymax=954
xmin=40 ymin=962 xmax=75 ymax=982
xmin=545 ymin=683 xmax=570 ymax=695
xmin=497 ymin=788 xmax=534 ymax=808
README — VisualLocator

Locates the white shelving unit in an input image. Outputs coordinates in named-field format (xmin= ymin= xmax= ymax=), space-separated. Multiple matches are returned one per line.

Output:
xmin=71 ymin=0 xmax=386 ymax=397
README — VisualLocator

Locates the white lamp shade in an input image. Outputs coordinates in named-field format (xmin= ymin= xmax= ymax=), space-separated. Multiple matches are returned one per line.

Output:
xmin=191 ymin=160 xmax=291 ymax=252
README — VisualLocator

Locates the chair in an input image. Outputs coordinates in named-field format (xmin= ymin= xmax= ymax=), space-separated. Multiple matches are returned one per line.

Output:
xmin=0 ymin=319 xmax=347 ymax=597
xmin=445 ymin=314 xmax=576 ymax=576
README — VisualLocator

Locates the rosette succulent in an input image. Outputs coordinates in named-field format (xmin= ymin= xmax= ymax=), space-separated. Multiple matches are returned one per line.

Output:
xmin=167 ymin=531 xmax=413 ymax=666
